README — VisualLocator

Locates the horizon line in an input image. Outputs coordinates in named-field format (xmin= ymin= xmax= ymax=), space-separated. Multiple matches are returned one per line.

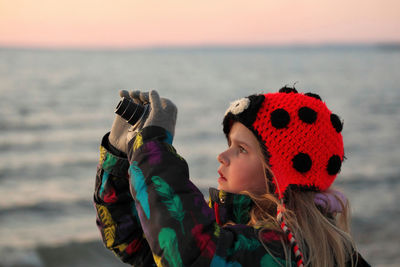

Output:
xmin=1 ymin=41 xmax=400 ymax=52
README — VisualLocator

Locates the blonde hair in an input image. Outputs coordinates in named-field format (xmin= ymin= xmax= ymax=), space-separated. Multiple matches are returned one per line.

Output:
xmin=240 ymin=154 xmax=357 ymax=267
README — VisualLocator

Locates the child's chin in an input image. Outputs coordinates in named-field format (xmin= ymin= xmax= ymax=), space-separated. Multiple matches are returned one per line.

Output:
xmin=217 ymin=183 xmax=231 ymax=193
xmin=217 ymin=184 xmax=226 ymax=191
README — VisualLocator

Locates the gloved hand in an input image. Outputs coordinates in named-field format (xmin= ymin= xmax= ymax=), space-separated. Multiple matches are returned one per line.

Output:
xmin=127 ymin=90 xmax=177 ymax=141
xmin=109 ymin=90 xmax=145 ymax=154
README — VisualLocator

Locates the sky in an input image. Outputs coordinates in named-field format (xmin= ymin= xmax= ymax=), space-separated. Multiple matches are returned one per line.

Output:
xmin=0 ymin=0 xmax=399 ymax=48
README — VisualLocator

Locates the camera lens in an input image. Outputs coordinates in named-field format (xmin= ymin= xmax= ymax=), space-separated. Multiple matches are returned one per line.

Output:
xmin=115 ymin=97 xmax=146 ymax=125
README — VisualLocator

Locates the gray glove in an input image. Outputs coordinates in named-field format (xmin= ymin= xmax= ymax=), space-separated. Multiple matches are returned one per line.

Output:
xmin=109 ymin=90 xmax=145 ymax=154
xmin=144 ymin=90 xmax=177 ymax=136
xmin=127 ymin=90 xmax=177 ymax=141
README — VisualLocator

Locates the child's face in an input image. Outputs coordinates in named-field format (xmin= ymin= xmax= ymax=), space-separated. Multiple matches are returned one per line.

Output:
xmin=217 ymin=122 xmax=266 ymax=195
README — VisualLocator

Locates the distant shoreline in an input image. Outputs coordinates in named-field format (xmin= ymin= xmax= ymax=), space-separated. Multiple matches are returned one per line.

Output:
xmin=1 ymin=42 xmax=400 ymax=52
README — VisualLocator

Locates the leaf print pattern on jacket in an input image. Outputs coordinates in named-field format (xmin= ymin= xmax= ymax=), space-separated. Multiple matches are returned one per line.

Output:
xmin=152 ymin=176 xmax=185 ymax=234
xmin=191 ymin=224 xmax=216 ymax=259
xmin=159 ymin=228 xmax=183 ymax=267
xmin=129 ymin=161 xmax=151 ymax=220
xmin=210 ymin=255 xmax=242 ymax=267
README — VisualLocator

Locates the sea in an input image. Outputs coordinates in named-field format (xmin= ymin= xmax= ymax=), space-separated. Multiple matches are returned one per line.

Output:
xmin=0 ymin=45 xmax=399 ymax=267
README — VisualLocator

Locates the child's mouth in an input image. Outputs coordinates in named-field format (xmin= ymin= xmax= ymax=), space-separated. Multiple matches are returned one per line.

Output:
xmin=218 ymin=170 xmax=227 ymax=182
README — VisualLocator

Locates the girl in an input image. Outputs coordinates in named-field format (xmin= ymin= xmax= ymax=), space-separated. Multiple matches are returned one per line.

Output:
xmin=94 ymin=87 xmax=370 ymax=266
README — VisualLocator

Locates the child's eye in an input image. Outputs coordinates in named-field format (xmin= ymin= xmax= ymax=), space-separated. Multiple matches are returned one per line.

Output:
xmin=239 ymin=146 xmax=247 ymax=153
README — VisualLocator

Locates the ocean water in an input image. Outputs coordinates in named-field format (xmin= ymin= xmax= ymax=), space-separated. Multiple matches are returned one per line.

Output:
xmin=0 ymin=45 xmax=399 ymax=266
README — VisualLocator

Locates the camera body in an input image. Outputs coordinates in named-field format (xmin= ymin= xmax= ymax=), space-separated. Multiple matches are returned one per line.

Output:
xmin=115 ymin=97 xmax=149 ymax=125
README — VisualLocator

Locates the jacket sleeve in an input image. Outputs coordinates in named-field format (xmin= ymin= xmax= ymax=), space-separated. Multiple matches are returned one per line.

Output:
xmin=94 ymin=133 xmax=155 ymax=266
xmin=126 ymin=126 xmax=291 ymax=267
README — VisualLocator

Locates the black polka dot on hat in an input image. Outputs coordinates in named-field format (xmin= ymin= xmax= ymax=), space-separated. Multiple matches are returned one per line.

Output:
xmin=279 ymin=86 xmax=298 ymax=94
xmin=292 ymin=153 xmax=312 ymax=173
xmin=327 ymin=155 xmax=342 ymax=175
xmin=270 ymin=108 xmax=290 ymax=129
xmin=305 ymin=92 xmax=322 ymax=101
xmin=298 ymin=107 xmax=317 ymax=124
xmin=330 ymin=114 xmax=343 ymax=133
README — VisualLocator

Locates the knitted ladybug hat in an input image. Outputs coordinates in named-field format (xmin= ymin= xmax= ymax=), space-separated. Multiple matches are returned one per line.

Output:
xmin=223 ymin=87 xmax=344 ymax=199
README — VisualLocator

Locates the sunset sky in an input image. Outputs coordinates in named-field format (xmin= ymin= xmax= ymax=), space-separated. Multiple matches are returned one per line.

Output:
xmin=1 ymin=0 xmax=399 ymax=48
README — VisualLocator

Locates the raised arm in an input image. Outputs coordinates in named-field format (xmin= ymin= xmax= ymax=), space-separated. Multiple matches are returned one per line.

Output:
xmin=93 ymin=90 xmax=155 ymax=265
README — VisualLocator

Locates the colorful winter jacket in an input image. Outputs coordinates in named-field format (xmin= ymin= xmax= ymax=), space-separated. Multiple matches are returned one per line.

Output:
xmin=94 ymin=126 xmax=370 ymax=267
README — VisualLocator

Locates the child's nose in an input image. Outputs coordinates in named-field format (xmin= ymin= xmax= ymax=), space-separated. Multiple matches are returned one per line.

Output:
xmin=217 ymin=151 xmax=229 ymax=166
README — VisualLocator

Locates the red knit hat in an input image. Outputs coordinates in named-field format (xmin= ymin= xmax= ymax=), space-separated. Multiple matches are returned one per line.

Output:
xmin=223 ymin=87 xmax=344 ymax=199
